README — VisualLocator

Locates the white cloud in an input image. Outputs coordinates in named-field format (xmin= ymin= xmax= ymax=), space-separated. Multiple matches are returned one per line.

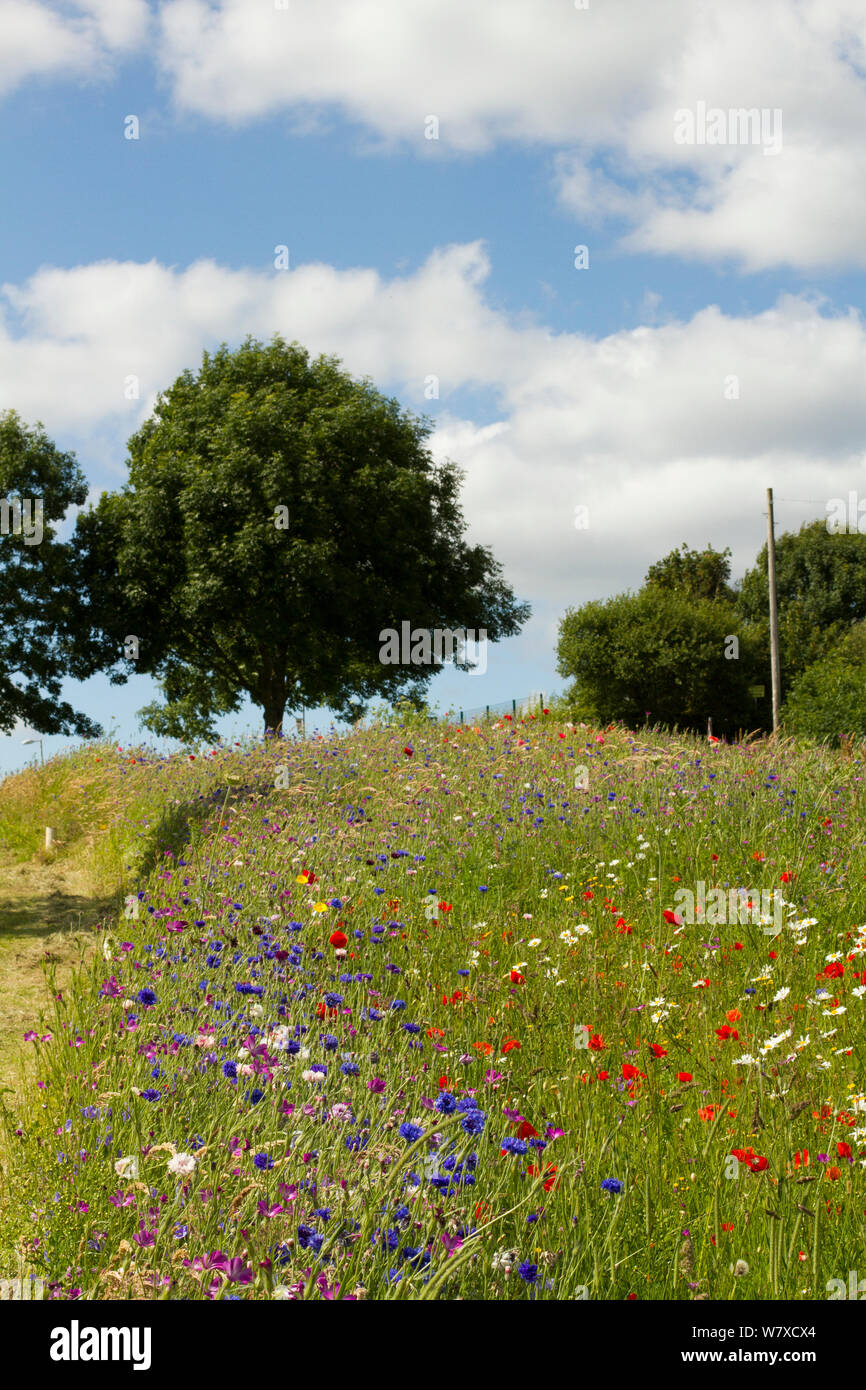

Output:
xmin=148 ymin=0 xmax=866 ymax=271
xmin=2 ymin=243 xmax=865 ymax=607
xmin=3 ymin=2 xmax=866 ymax=270
xmin=0 ymin=0 xmax=151 ymax=95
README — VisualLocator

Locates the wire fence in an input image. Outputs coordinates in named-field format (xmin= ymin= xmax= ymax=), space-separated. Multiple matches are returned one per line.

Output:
xmin=286 ymin=692 xmax=551 ymax=736
xmin=444 ymin=693 xmax=548 ymax=725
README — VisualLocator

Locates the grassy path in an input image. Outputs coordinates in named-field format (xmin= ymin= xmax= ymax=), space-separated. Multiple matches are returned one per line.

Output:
xmin=0 ymin=854 xmax=114 ymax=1097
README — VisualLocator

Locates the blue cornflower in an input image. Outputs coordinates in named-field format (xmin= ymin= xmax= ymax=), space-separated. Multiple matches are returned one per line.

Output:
xmin=222 ymin=1060 xmax=238 ymax=1079
xmin=140 ymin=1089 xmax=160 ymax=1102
xmin=518 ymin=1261 xmax=539 ymax=1284
xmin=390 ymin=999 xmax=407 ymax=1011
xmin=399 ymin=1123 xmax=424 ymax=1144
xmin=322 ymin=1034 xmax=339 ymax=1051
xmin=402 ymin=1022 xmax=420 ymax=1034
xmin=601 ymin=1178 xmax=622 ymax=1194
xmin=461 ymin=1111 xmax=486 ymax=1135
xmin=501 ymin=1137 xmax=528 ymax=1156
xmin=340 ymin=1061 xmax=359 ymax=1075
xmin=137 ymin=988 xmax=157 ymax=1007
xmin=253 ymin=1153 xmax=274 ymax=1170
xmin=323 ymin=993 xmax=344 ymax=1008
xmin=297 ymin=1225 xmax=324 ymax=1253
xmin=435 ymin=1092 xmax=458 ymax=1114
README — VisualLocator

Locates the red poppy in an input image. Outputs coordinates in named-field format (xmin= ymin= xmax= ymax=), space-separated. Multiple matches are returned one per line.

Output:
xmin=501 ymin=1037 xmax=521 ymax=1053
xmin=649 ymin=1043 xmax=667 ymax=1057
xmin=677 ymin=1072 xmax=692 ymax=1082
xmin=823 ymin=962 xmax=844 ymax=979
xmin=509 ymin=970 xmax=524 ymax=984
xmin=732 ymin=1146 xmax=768 ymax=1172
xmin=662 ymin=909 xmax=682 ymax=926
xmin=328 ymin=930 xmax=348 ymax=950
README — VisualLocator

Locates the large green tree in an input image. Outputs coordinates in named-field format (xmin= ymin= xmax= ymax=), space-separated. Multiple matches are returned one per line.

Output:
xmin=0 ymin=410 xmax=101 ymax=737
xmin=556 ymin=580 xmax=765 ymax=736
xmin=645 ymin=542 xmax=736 ymax=603
xmin=68 ymin=336 xmax=529 ymax=739
xmin=736 ymin=519 xmax=866 ymax=685
xmin=781 ymin=620 xmax=866 ymax=745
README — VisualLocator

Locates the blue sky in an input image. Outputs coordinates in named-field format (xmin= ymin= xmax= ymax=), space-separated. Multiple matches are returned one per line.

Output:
xmin=2 ymin=0 xmax=866 ymax=774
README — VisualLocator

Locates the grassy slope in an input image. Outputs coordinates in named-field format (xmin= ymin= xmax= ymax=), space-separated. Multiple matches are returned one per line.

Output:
xmin=0 ymin=717 xmax=863 ymax=1301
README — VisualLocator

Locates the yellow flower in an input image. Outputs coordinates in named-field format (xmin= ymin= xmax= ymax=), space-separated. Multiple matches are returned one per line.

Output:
xmin=312 ymin=902 xmax=328 ymax=913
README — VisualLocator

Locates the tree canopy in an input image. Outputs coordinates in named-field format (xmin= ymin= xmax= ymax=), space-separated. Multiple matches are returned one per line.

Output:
xmin=736 ymin=519 xmax=866 ymax=685
xmin=0 ymin=410 xmax=100 ymax=738
xmin=66 ymin=336 xmax=530 ymax=739
xmin=781 ymin=620 xmax=866 ymax=745
xmin=556 ymin=573 xmax=765 ymax=736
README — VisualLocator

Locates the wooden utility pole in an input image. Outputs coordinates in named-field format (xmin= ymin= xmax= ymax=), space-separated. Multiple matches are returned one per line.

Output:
xmin=767 ymin=487 xmax=781 ymax=734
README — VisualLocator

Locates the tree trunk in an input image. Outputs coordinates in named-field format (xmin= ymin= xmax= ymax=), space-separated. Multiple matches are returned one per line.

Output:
xmin=262 ymin=695 xmax=286 ymax=737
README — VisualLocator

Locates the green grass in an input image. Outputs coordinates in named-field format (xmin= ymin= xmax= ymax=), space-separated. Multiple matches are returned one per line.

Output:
xmin=0 ymin=713 xmax=863 ymax=1301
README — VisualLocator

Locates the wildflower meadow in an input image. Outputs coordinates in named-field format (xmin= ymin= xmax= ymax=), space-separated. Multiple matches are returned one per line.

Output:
xmin=1 ymin=707 xmax=863 ymax=1306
